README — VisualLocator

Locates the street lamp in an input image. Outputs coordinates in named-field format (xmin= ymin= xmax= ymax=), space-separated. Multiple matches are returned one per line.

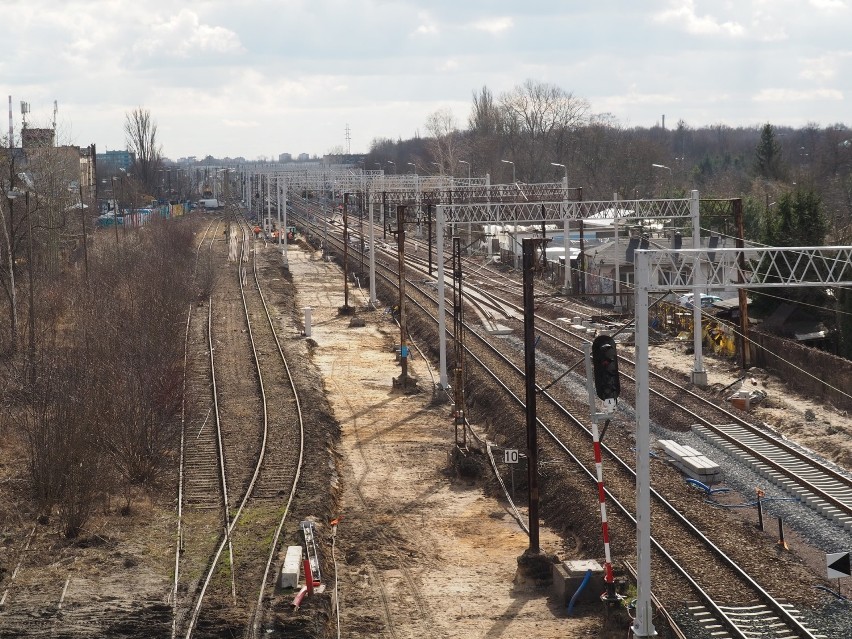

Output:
xmin=387 ymin=160 xmax=396 ymax=174
xmin=3 ymin=187 xmax=20 ymax=352
xmin=551 ymin=162 xmax=568 ymax=185
xmin=407 ymin=162 xmax=418 ymax=175
xmin=501 ymin=159 xmax=515 ymax=183
xmin=110 ymin=176 xmax=120 ymax=244
xmin=651 ymin=164 xmax=673 ymax=198
xmin=431 ymin=161 xmax=442 ymax=175
xmin=7 ymin=183 xmax=36 ymax=383
xmin=458 ymin=159 xmax=470 ymax=181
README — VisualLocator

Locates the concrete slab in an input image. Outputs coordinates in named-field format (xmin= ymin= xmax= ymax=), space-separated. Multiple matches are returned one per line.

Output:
xmin=280 ymin=545 xmax=303 ymax=589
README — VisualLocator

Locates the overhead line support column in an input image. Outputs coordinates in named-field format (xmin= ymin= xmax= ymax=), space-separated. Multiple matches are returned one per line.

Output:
xmin=690 ymin=190 xmax=707 ymax=385
xmin=522 ymin=238 xmax=541 ymax=553
xmin=733 ymin=198 xmax=750 ymax=370
xmin=369 ymin=193 xmax=377 ymax=307
xmin=633 ymin=249 xmax=656 ymax=638
xmin=437 ymin=204 xmax=448 ymax=388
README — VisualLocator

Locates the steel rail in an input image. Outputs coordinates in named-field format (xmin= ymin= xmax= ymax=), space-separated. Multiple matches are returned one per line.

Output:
xmin=464 ymin=280 xmax=852 ymax=521
xmin=300 ymin=211 xmax=819 ymax=639
xmin=244 ymin=211 xmax=307 ymax=638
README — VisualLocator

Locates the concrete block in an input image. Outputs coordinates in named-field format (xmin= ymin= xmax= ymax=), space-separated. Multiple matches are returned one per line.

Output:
xmin=552 ymin=559 xmax=605 ymax=607
xmin=280 ymin=545 xmax=303 ymax=589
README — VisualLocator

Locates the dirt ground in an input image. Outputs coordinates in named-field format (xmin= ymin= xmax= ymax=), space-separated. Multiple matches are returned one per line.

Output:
xmin=287 ymin=245 xmax=610 ymax=638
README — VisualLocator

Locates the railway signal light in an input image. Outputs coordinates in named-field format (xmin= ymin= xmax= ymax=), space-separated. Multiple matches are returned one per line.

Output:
xmin=592 ymin=335 xmax=620 ymax=403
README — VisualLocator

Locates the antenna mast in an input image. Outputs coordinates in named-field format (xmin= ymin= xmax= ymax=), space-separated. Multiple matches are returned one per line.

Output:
xmin=20 ymin=101 xmax=30 ymax=129
xmin=345 ymin=123 xmax=351 ymax=154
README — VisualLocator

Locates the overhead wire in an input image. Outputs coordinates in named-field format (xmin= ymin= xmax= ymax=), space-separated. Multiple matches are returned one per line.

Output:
xmin=553 ymin=242 xmax=852 ymax=404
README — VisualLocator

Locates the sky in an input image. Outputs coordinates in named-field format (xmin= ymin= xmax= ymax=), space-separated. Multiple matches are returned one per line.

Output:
xmin=2 ymin=0 xmax=850 ymax=162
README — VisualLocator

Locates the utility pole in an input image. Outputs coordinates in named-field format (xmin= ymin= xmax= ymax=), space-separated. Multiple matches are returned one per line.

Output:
xmin=427 ymin=203 xmax=433 ymax=276
xmin=78 ymin=182 xmax=88 ymax=282
xmin=359 ymin=190 xmax=365 ymax=280
xmin=522 ymin=238 xmax=544 ymax=553
xmin=26 ymin=191 xmax=35 ymax=387
xmin=394 ymin=205 xmax=411 ymax=388
xmin=453 ymin=236 xmax=465 ymax=447
xmin=382 ymin=191 xmax=387 ymax=240
xmin=342 ymin=192 xmax=350 ymax=311
xmin=733 ymin=198 xmax=750 ymax=370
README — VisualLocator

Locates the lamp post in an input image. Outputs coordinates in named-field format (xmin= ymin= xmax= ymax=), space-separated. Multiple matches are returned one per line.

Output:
xmin=407 ymin=162 xmax=418 ymax=175
xmin=387 ymin=160 xmax=396 ymax=174
xmin=551 ymin=162 xmax=571 ymax=291
xmin=501 ymin=159 xmax=515 ymax=184
xmin=24 ymin=189 xmax=34 ymax=385
xmin=651 ymin=164 xmax=673 ymax=197
xmin=7 ymin=186 xmax=35 ymax=383
xmin=110 ymin=176 xmax=120 ymax=245
xmin=431 ymin=161 xmax=442 ymax=175
xmin=458 ymin=159 xmax=470 ymax=181
xmin=118 ymin=167 xmax=130 ymax=233
xmin=551 ymin=162 xmax=568 ymax=186
xmin=2 ymin=187 xmax=19 ymax=352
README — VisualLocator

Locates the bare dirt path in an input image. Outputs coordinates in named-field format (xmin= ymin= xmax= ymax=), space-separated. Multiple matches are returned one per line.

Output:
xmin=287 ymin=245 xmax=604 ymax=638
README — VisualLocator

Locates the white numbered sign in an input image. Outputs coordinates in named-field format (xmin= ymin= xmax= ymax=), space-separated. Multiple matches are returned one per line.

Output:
xmin=504 ymin=449 xmax=519 ymax=464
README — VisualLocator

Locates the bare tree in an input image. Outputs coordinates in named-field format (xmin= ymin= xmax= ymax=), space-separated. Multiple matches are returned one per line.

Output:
xmin=425 ymin=108 xmax=462 ymax=174
xmin=499 ymin=79 xmax=589 ymax=182
xmin=124 ymin=107 xmax=162 ymax=195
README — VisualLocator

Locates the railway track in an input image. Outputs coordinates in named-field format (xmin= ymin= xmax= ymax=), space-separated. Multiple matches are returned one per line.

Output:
xmin=173 ymin=207 xmax=306 ymax=638
xmin=304 ymin=198 xmax=852 ymax=534
xmin=455 ymin=265 xmax=852 ymax=532
xmin=290 ymin=201 xmax=828 ymax=638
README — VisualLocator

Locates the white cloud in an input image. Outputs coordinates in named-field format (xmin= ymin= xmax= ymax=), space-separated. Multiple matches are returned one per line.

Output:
xmin=412 ymin=11 xmax=438 ymax=35
xmin=471 ymin=17 xmax=514 ymax=34
xmin=799 ymin=55 xmax=838 ymax=81
xmin=4 ymin=0 xmax=850 ymax=159
xmin=222 ymin=119 xmax=259 ymax=128
xmin=752 ymin=88 xmax=844 ymax=102
xmin=654 ymin=0 xmax=745 ymax=36
xmin=133 ymin=9 xmax=244 ymax=59
xmin=749 ymin=9 xmax=788 ymax=42
xmin=809 ymin=0 xmax=847 ymax=10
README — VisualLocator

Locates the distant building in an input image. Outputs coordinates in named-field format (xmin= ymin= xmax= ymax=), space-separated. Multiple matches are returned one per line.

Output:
xmin=22 ymin=128 xmax=55 ymax=149
xmin=279 ymin=153 xmax=292 ymax=162
xmin=323 ymin=152 xmax=366 ymax=166
xmin=297 ymin=153 xmax=310 ymax=162
xmin=96 ymin=150 xmax=135 ymax=177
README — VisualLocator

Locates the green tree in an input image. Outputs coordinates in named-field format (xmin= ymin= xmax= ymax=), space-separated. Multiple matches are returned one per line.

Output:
xmin=754 ymin=123 xmax=785 ymax=180
xmin=753 ymin=188 xmax=829 ymax=312
xmin=838 ymin=288 xmax=852 ymax=358
xmin=762 ymin=189 xmax=827 ymax=246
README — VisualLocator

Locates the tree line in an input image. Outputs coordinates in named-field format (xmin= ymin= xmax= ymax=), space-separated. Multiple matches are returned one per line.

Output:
xmin=366 ymin=79 xmax=852 ymax=354
xmin=366 ymin=80 xmax=850 ymax=236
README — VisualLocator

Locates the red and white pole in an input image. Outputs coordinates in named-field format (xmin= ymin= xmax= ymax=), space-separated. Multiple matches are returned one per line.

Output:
xmin=592 ymin=420 xmax=616 ymax=599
